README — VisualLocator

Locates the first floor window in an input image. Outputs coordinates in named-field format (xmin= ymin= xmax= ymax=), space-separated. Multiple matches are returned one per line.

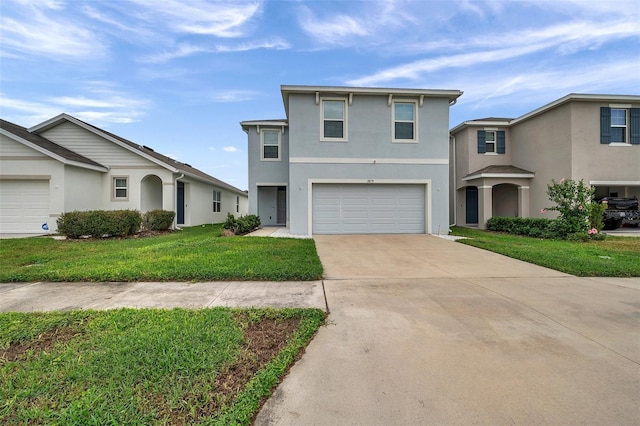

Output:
xmin=236 ymin=196 xmax=240 ymax=213
xmin=113 ymin=177 xmax=128 ymax=199
xmin=213 ymin=190 xmax=221 ymax=212
xmin=261 ymin=130 xmax=280 ymax=160
xmin=393 ymin=101 xmax=416 ymax=141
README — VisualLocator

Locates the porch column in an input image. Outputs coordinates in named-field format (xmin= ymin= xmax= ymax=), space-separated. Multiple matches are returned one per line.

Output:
xmin=162 ymin=181 xmax=175 ymax=212
xmin=478 ymin=185 xmax=493 ymax=229
xmin=518 ymin=186 xmax=530 ymax=218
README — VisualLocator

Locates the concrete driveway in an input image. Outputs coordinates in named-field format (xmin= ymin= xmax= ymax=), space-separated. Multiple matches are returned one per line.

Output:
xmin=256 ymin=234 xmax=640 ymax=425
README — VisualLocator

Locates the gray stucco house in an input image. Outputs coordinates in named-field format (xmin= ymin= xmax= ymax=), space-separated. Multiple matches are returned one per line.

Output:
xmin=450 ymin=94 xmax=640 ymax=228
xmin=242 ymin=85 xmax=462 ymax=235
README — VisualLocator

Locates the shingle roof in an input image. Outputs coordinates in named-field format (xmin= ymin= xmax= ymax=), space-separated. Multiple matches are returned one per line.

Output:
xmin=464 ymin=165 xmax=535 ymax=178
xmin=75 ymin=118 xmax=246 ymax=194
xmin=29 ymin=114 xmax=247 ymax=195
xmin=0 ymin=119 xmax=107 ymax=170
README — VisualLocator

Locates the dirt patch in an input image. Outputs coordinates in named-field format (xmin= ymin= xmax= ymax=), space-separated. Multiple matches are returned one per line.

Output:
xmin=0 ymin=325 xmax=82 ymax=362
xmin=155 ymin=316 xmax=301 ymax=424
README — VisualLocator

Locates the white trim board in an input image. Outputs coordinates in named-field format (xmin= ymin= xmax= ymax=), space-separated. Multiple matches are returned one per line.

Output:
xmin=290 ymin=157 xmax=448 ymax=165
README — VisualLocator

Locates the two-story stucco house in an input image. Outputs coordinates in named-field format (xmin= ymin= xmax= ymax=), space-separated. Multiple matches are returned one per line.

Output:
xmin=450 ymin=94 xmax=640 ymax=228
xmin=0 ymin=114 xmax=248 ymax=234
xmin=242 ymin=85 xmax=463 ymax=236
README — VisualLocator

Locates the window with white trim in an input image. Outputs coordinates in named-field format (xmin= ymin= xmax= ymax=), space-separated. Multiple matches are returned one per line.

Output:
xmin=611 ymin=108 xmax=628 ymax=143
xmin=601 ymin=106 xmax=640 ymax=145
xmin=485 ymin=131 xmax=496 ymax=153
xmin=113 ymin=177 xmax=128 ymax=200
xmin=393 ymin=101 xmax=417 ymax=142
xmin=261 ymin=129 xmax=280 ymax=160
xmin=321 ymin=99 xmax=347 ymax=141
xmin=213 ymin=190 xmax=221 ymax=212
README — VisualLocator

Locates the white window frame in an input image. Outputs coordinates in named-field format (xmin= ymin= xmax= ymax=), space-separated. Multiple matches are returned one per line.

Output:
xmin=261 ymin=129 xmax=281 ymax=161
xmin=392 ymin=100 xmax=418 ymax=143
xmin=213 ymin=190 xmax=221 ymax=213
xmin=320 ymin=97 xmax=348 ymax=142
xmin=112 ymin=176 xmax=129 ymax=201
xmin=610 ymin=107 xmax=629 ymax=144
xmin=484 ymin=129 xmax=497 ymax=154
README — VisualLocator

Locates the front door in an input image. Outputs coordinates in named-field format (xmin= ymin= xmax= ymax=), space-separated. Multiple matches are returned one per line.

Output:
xmin=277 ymin=187 xmax=286 ymax=225
xmin=466 ymin=186 xmax=478 ymax=224
xmin=177 ymin=182 xmax=185 ymax=225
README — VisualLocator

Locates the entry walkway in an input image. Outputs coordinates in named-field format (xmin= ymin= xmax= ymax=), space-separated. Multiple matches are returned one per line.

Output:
xmin=256 ymin=234 xmax=640 ymax=425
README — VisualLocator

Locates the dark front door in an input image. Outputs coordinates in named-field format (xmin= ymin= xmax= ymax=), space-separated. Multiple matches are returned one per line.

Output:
xmin=277 ymin=187 xmax=286 ymax=225
xmin=466 ymin=186 xmax=478 ymax=224
xmin=177 ymin=182 xmax=185 ymax=224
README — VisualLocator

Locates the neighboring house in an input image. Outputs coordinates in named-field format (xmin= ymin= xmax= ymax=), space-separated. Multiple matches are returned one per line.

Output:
xmin=242 ymin=85 xmax=462 ymax=235
xmin=450 ymin=94 xmax=640 ymax=228
xmin=0 ymin=114 xmax=248 ymax=234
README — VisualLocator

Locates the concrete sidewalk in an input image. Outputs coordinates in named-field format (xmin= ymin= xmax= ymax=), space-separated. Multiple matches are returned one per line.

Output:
xmin=256 ymin=235 xmax=640 ymax=425
xmin=0 ymin=281 xmax=326 ymax=312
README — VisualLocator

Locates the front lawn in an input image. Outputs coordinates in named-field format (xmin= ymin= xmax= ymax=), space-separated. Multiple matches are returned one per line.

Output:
xmin=0 ymin=307 xmax=325 ymax=425
xmin=0 ymin=225 xmax=323 ymax=282
xmin=450 ymin=227 xmax=640 ymax=277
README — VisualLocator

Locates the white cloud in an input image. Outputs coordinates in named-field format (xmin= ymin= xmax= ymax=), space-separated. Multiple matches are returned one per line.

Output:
xmin=223 ymin=146 xmax=238 ymax=152
xmin=0 ymin=2 xmax=107 ymax=60
xmin=298 ymin=6 xmax=369 ymax=45
xmin=347 ymin=18 xmax=640 ymax=86
xmin=126 ymin=0 xmax=262 ymax=37
xmin=215 ymin=38 xmax=290 ymax=52
xmin=209 ymin=90 xmax=260 ymax=103
xmin=141 ymin=43 xmax=213 ymax=63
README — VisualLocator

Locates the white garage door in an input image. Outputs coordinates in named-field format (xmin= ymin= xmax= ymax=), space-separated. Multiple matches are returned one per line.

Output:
xmin=0 ymin=180 xmax=50 ymax=233
xmin=313 ymin=184 xmax=425 ymax=234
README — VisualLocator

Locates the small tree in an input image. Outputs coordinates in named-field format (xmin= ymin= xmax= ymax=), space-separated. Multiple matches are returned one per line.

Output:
xmin=544 ymin=178 xmax=594 ymax=237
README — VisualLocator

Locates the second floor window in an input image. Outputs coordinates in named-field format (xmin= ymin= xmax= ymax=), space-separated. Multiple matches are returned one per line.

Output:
xmin=477 ymin=130 xmax=506 ymax=154
xmin=213 ymin=190 xmax=221 ymax=212
xmin=393 ymin=101 xmax=416 ymax=141
xmin=261 ymin=130 xmax=280 ymax=160
xmin=322 ymin=99 xmax=346 ymax=140
xmin=601 ymin=107 xmax=640 ymax=145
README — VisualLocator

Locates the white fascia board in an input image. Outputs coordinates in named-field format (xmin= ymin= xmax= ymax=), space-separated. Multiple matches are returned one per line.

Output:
xmin=240 ymin=120 xmax=288 ymax=127
xmin=0 ymin=128 xmax=108 ymax=172
xmin=462 ymin=172 xmax=535 ymax=181
xmin=281 ymin=85 xmax=462 ymax=99
xmin=290 ymin=157 xmax=448 ymax=165
xmin=589 ymin=180 xmax=640 ymax=186
xmin=450 ymin=120 xmax=513 ymax=134
xmin=30 ymin=114 xmax=179 ymax=173
xmin=510 ymin=94 xmax=640 ymax=126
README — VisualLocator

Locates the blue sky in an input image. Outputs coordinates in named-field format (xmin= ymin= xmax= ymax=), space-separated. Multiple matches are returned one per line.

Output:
xmin=1 ymin=0 xmax=639 ymax=190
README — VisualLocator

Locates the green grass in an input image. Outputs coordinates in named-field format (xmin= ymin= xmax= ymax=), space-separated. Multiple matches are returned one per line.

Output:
xmin=450 ymin=226 xmax=640 ymax=277
xmin=0 ymin=224 xmax=323 ymax=282
xmin=0 ymin=307 xmax=326 ymax=425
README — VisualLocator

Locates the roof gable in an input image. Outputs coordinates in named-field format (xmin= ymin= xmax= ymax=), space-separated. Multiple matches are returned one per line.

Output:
xmin=0 ymin=119 xmax=107 ymax=171
xmin=29 ymin=114 xmax=246 ymax=195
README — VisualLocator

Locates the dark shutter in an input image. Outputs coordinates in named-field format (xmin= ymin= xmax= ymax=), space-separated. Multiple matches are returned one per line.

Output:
xmin=497 ymin=131 xmax=506 ymax=154
xmin=630 ymin=108 xmax=640 ymax=145
xmin=600 ymin=107 xmax=611 ymax=144
xmin=477 ymin=130 xmax=486 ymax=153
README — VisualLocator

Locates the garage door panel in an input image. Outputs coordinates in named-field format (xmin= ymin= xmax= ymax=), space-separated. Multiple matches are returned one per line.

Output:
xmin=312 ymin=184 xmax=425 ymax=234
xmin=0 ymin=180 xmax=50 ymax=233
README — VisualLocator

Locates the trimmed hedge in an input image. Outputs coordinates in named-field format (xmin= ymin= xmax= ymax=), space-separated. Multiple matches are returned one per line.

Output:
xmin=223 ymin=213 xmax=261 ymax=235
xmin=142 ymin=209 xmax=175 ymax=231
xmin=485 ymin=216 xmax=560 ymax=239
xmin=57 ymin=210 xmax=142 ymax=238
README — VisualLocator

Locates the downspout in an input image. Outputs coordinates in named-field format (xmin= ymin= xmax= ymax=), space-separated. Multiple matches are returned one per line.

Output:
xmin=450 ymin=135 xmax=457 ymax=227
xmin=174 ymin=173 xmax=184 ymax=230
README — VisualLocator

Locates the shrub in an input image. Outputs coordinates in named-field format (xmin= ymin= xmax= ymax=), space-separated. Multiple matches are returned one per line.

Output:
xmin=57 ymin=210 xmax=141 ymax=238
xmin=223 ymin=213 xmax=261 ymax=235
xmin=544 ymin=178 xmax=593 ymax=236
xmin=486 ymin=216 xmax=557 ymax=238
xmin=142 ymin=210 xmax=175 ymax=231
